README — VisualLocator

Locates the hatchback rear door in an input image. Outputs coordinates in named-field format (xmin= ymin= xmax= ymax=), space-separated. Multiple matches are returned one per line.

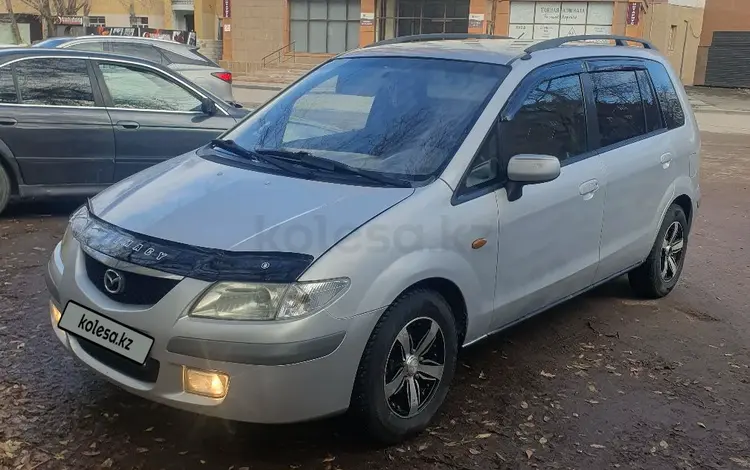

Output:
xmin=0 ymin=56 xmax=115 ymax=186
xmin=92 ymin=59 xmax=236 ymax=181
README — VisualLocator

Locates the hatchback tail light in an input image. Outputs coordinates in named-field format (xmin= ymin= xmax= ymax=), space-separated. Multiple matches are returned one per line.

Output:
xmin=212 ymin=71 xmax=232 ymax=83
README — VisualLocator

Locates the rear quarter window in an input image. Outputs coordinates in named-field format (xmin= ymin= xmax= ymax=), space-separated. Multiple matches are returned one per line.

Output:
xmin=646 ymin=61 xmax=685 ymax=130
xmin=160 ymin=48 xmax=214 ymax=66
xmin=0 ymin=66 xmax=17 ymax=103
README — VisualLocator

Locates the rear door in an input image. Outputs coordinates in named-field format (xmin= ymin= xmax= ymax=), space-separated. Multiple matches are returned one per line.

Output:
xmin=585 ymin=60 xmax=677 ymax=282
xmin=92 ymin=59 xmax=235 ymax=181
xmin=0 ymin=57 xmax=115 ymax=186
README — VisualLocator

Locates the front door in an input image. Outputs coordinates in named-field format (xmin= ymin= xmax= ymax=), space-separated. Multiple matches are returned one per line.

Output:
xmin=93 ymin=60 xmax=234 ymax=181
xmin=489 ymin=68 xmax=606 ymax=329
xmin=0 ymin=57 xmax=115 ymax=186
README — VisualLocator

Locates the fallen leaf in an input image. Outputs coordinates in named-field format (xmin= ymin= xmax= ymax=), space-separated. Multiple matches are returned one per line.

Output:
xmin=322 ymin=456 xmax=336 ymax=463
xmin=417 ymin=444 xmax=429 ymax=451
xmin=82 ymin=451 xmax=101 ymax=457
xmin=89 ymin=442 xmax=97 ymax=449
xmin=469 ymin=448 xmax=481 ymax=455
xmin=572 ymin=413 xmax=579 ymax=418
xmin=154 ymin=438 xmax=166 ymax=443
xmin=540 ymin=371 xmax=555 ymax=378
xmin=178 ymin=451 xmax=188 ymax=455
xmin=543 ymin=415 xmax=551 ymax=422
xmin=539 ymin=437 xmax=548 ymax=445
xmin=697 ymin=422 xmax=706 ymax=429
xmin=144 ymin=427 xmax=154 ymax=432
xmin=590 ymin=444 xmax=605 ymax=449
xmin=479 ymin=371 xmax=487 ymax=380
xmin=476 ymin=433 xmax=492 ymax=439
xmin=730 ymin=457 xmax=750 ymax=468
xmin=521 ymin=401 xmax=529 ymax=409
xmin=101 ymin=458 xmax=113 ymax=468
xmin=136 ymin=448 xmax=148 ymax=454
xmin=525 ymin=449 xmax=534 ymax=459
xmin=588 ymin=385 xmax=598 ymax=393
xmin=659 ymin=440 xmax=669 ymax=449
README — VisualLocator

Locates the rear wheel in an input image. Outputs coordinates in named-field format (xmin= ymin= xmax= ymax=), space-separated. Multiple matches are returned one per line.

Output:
xmin=352 ymin=289 xmax=458 ymax=444
xmin=629 ymin=204 xmax=689 ymax=298
xmin=0 ymin=164 xmax=11 ymax=215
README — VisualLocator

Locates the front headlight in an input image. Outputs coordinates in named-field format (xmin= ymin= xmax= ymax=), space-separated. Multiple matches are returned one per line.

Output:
xmin=189 ymin=278 xmax=350 ymax=321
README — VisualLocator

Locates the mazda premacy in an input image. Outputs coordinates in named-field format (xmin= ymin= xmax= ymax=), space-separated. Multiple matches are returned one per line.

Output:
xmin=47 ymin=34 xmax=700 ymax=443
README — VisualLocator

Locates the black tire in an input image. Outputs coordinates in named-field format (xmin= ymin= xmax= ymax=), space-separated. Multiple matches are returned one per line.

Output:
xmin=629 ymin=204 xmax=689 ymax=298
xmin=0 ymin=164 xmax=10 ymax=216
xmin=351 ymin=289 xmax=458 ymax=444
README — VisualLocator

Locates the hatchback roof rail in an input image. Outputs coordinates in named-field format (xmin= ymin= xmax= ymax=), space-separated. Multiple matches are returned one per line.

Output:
xmin=523 ymin=34 xmax=657 ymax=56
xmin=363 ymin=33 xmax=513 ymax=48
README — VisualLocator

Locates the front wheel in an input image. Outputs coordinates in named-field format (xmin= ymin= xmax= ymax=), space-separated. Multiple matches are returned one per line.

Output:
xmin=351 ymin=289 xmax=458 ymax=444
xmin=0 ymin=164 xmax=11 ymax=216
xmin=629 ymin=203 xmax=689 ymax=298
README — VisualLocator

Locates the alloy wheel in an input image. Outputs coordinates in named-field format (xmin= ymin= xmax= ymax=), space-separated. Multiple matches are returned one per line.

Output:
xmin=384 ymin=317 xmax=446 ymax=419
xmin=660 ymin=221 xmax=685 ymax=282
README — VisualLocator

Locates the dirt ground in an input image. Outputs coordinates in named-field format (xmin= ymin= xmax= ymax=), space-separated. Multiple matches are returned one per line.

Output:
xmin=1 ymin=130 xmax=749 ymax=470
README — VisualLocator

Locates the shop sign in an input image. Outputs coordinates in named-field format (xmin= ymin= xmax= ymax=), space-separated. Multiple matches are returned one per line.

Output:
xmin=627 ymin=2 xmax=640 ymax=26
xmin=223 ymin=0 xmax=231 ymax=19
xmin=468 ymin=13 xmax=484 ymax=29
xmin=508 ymin=24 xmax=532 ymax=39
xmin=561 ymin=2 xmax=587 ymax=24
xmin=534 ymin=24 xmax=560 ymax=39
xmin=535 ymin=2 xmax=561 ymax=24
xmin=55 ymin=15 xmax=83 ymax=25
xmin=360 ymin=12 xmax=374 ymax=27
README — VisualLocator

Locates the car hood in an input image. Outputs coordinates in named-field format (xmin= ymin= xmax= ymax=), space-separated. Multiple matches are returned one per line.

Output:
xmin=89 ymin=152 xmax=414 ymax=258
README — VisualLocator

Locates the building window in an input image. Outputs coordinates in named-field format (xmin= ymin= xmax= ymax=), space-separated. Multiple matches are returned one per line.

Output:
xmin=289 ymin=0 xmax=361 ymax=54
xmin=395 ymin=0 xmax=470 ymax=36
xmin=132 ymin=16 xmax=149 ymax=28
xmin=508 ymin=1 xmax=614 ymax=40
xmin=88 ymin=16 xmax=106 ymax=26
xmin=668 ymin=25 xmax=677 ymax=51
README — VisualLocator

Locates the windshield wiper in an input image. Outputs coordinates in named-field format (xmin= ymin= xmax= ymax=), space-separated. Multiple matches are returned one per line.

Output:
xmin=254 ymin=148 xmax=412 ymax=188
xmin=209 ymin=140 xmax=311 ymax=177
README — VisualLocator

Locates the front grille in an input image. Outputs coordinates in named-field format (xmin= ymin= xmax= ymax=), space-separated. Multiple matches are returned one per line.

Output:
xmin=84 ymin=253 xmax=180 ymax=306
xmin=77 ymin=337 xmax=160 ymax=383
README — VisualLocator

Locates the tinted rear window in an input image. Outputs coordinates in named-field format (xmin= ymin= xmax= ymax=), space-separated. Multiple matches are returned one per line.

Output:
xmin=160 ymin=48 xmax=214 ymax=66
xmin=646 ymin=62 xmax=685 ymax=130
xmin=590 ymin=70 xmax=646 ymax=148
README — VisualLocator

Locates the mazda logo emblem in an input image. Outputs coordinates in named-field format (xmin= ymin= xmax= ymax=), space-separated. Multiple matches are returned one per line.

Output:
xmin=103 ymin=269 xmax=125 ymax=295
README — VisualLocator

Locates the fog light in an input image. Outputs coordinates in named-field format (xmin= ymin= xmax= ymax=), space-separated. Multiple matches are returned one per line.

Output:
xmin=50 ymin=302 xmax=62 ymax=325
xmin=183 ymin=367 xmax=229 ymax=398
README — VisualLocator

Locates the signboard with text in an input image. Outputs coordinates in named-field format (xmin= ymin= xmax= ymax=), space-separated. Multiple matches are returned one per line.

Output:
xmin=627 ymin=2 xmax=640 ymax=26
xmin=223 ymin=0 xmax=231 ymax=19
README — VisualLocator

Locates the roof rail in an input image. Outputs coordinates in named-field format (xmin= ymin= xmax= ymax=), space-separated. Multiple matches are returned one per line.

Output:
xmin=363 ymin=33 xmax=512 ymax=48
xmin=522 ymin=35 xmax=657 ymax=56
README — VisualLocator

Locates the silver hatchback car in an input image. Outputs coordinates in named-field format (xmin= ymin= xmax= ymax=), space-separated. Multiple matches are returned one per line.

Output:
xmin=46 ymin=34 xmax=700 ymax=443
xmin=34 ymin=36 xmax=237 ymax=104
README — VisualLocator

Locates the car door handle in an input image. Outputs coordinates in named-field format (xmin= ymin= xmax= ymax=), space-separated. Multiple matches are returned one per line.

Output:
xmin=660 ymin=153 xmax=673 ymax=169
xmin=578 ymin=179 xmax=600 ymax=200
xmin=0 ymin=117 xmax=17 ymax=126
xmin=116 ymin=120 xmax=140 ymax=130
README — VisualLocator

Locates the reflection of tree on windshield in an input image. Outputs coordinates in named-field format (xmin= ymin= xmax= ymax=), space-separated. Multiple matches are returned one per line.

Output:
xmin=225 ymin=57 xmax=509 ymax=182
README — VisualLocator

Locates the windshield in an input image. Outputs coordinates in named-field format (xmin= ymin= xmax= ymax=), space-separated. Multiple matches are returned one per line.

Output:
xmin=222 ymin=56 xmax=509 ymax=183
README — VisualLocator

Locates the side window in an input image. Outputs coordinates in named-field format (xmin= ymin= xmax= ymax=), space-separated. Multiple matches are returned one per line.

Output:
xmin=98 ymin=63 xmax=202 ymax=112
xmin=501 ymin=74 xmax=588 ymax=163
xmin=636 ymin=70 xmax=663 ymax=133
xmin=0 ymin=66 xmax=17 ymax=103
xmin=111 ymin=42 xmax=164 ymax=64
xmin=465 ymin=123 xmax=500 ymax=189
xmin=590 ymin=71 xmax=646 ymax=148
xmin=15 ymin=58 xmax=95 ymax=107
xmin=68 ymin=41 xmax=105 ymax=52
xmin=160 ymin=48 xmax=214 ymax=66
xmin=646 ymin=62 xmax=686 ymax=130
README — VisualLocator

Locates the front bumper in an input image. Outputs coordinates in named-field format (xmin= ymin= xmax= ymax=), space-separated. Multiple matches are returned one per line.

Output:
xmin=46 ymin=240 xmax=382 ymax=424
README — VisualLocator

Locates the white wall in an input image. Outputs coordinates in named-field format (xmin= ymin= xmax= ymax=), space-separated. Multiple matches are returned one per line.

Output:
xmin=668 ymin=0 xmax=705 ymax=8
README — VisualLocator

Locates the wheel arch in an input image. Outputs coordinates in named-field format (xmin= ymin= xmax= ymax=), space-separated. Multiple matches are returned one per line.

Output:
xmin=0 ymin=139 xmax=22 ymax=194
xmin=672 ymin=193 xmax=693 ymax=231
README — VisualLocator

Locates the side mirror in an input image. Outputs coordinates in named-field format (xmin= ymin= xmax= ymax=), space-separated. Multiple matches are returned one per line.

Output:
xmin=506 ymin=154 xmax=561 ymax=202
xmin=200 ymin=97 xmax=217 ymax=116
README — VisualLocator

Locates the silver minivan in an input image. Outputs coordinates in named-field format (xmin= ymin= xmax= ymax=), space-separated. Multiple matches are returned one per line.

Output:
xmin=46 ymin=34 xmax=701 ymax=443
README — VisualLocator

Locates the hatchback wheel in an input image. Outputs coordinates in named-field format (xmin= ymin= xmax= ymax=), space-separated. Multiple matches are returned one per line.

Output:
xmin=0 ymin=165 xmax=10 ymax=215
xmin=352 ymin=289 xmax=458 ymax=443
xmin=629 ymin=203 xmax=689 ymax=298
